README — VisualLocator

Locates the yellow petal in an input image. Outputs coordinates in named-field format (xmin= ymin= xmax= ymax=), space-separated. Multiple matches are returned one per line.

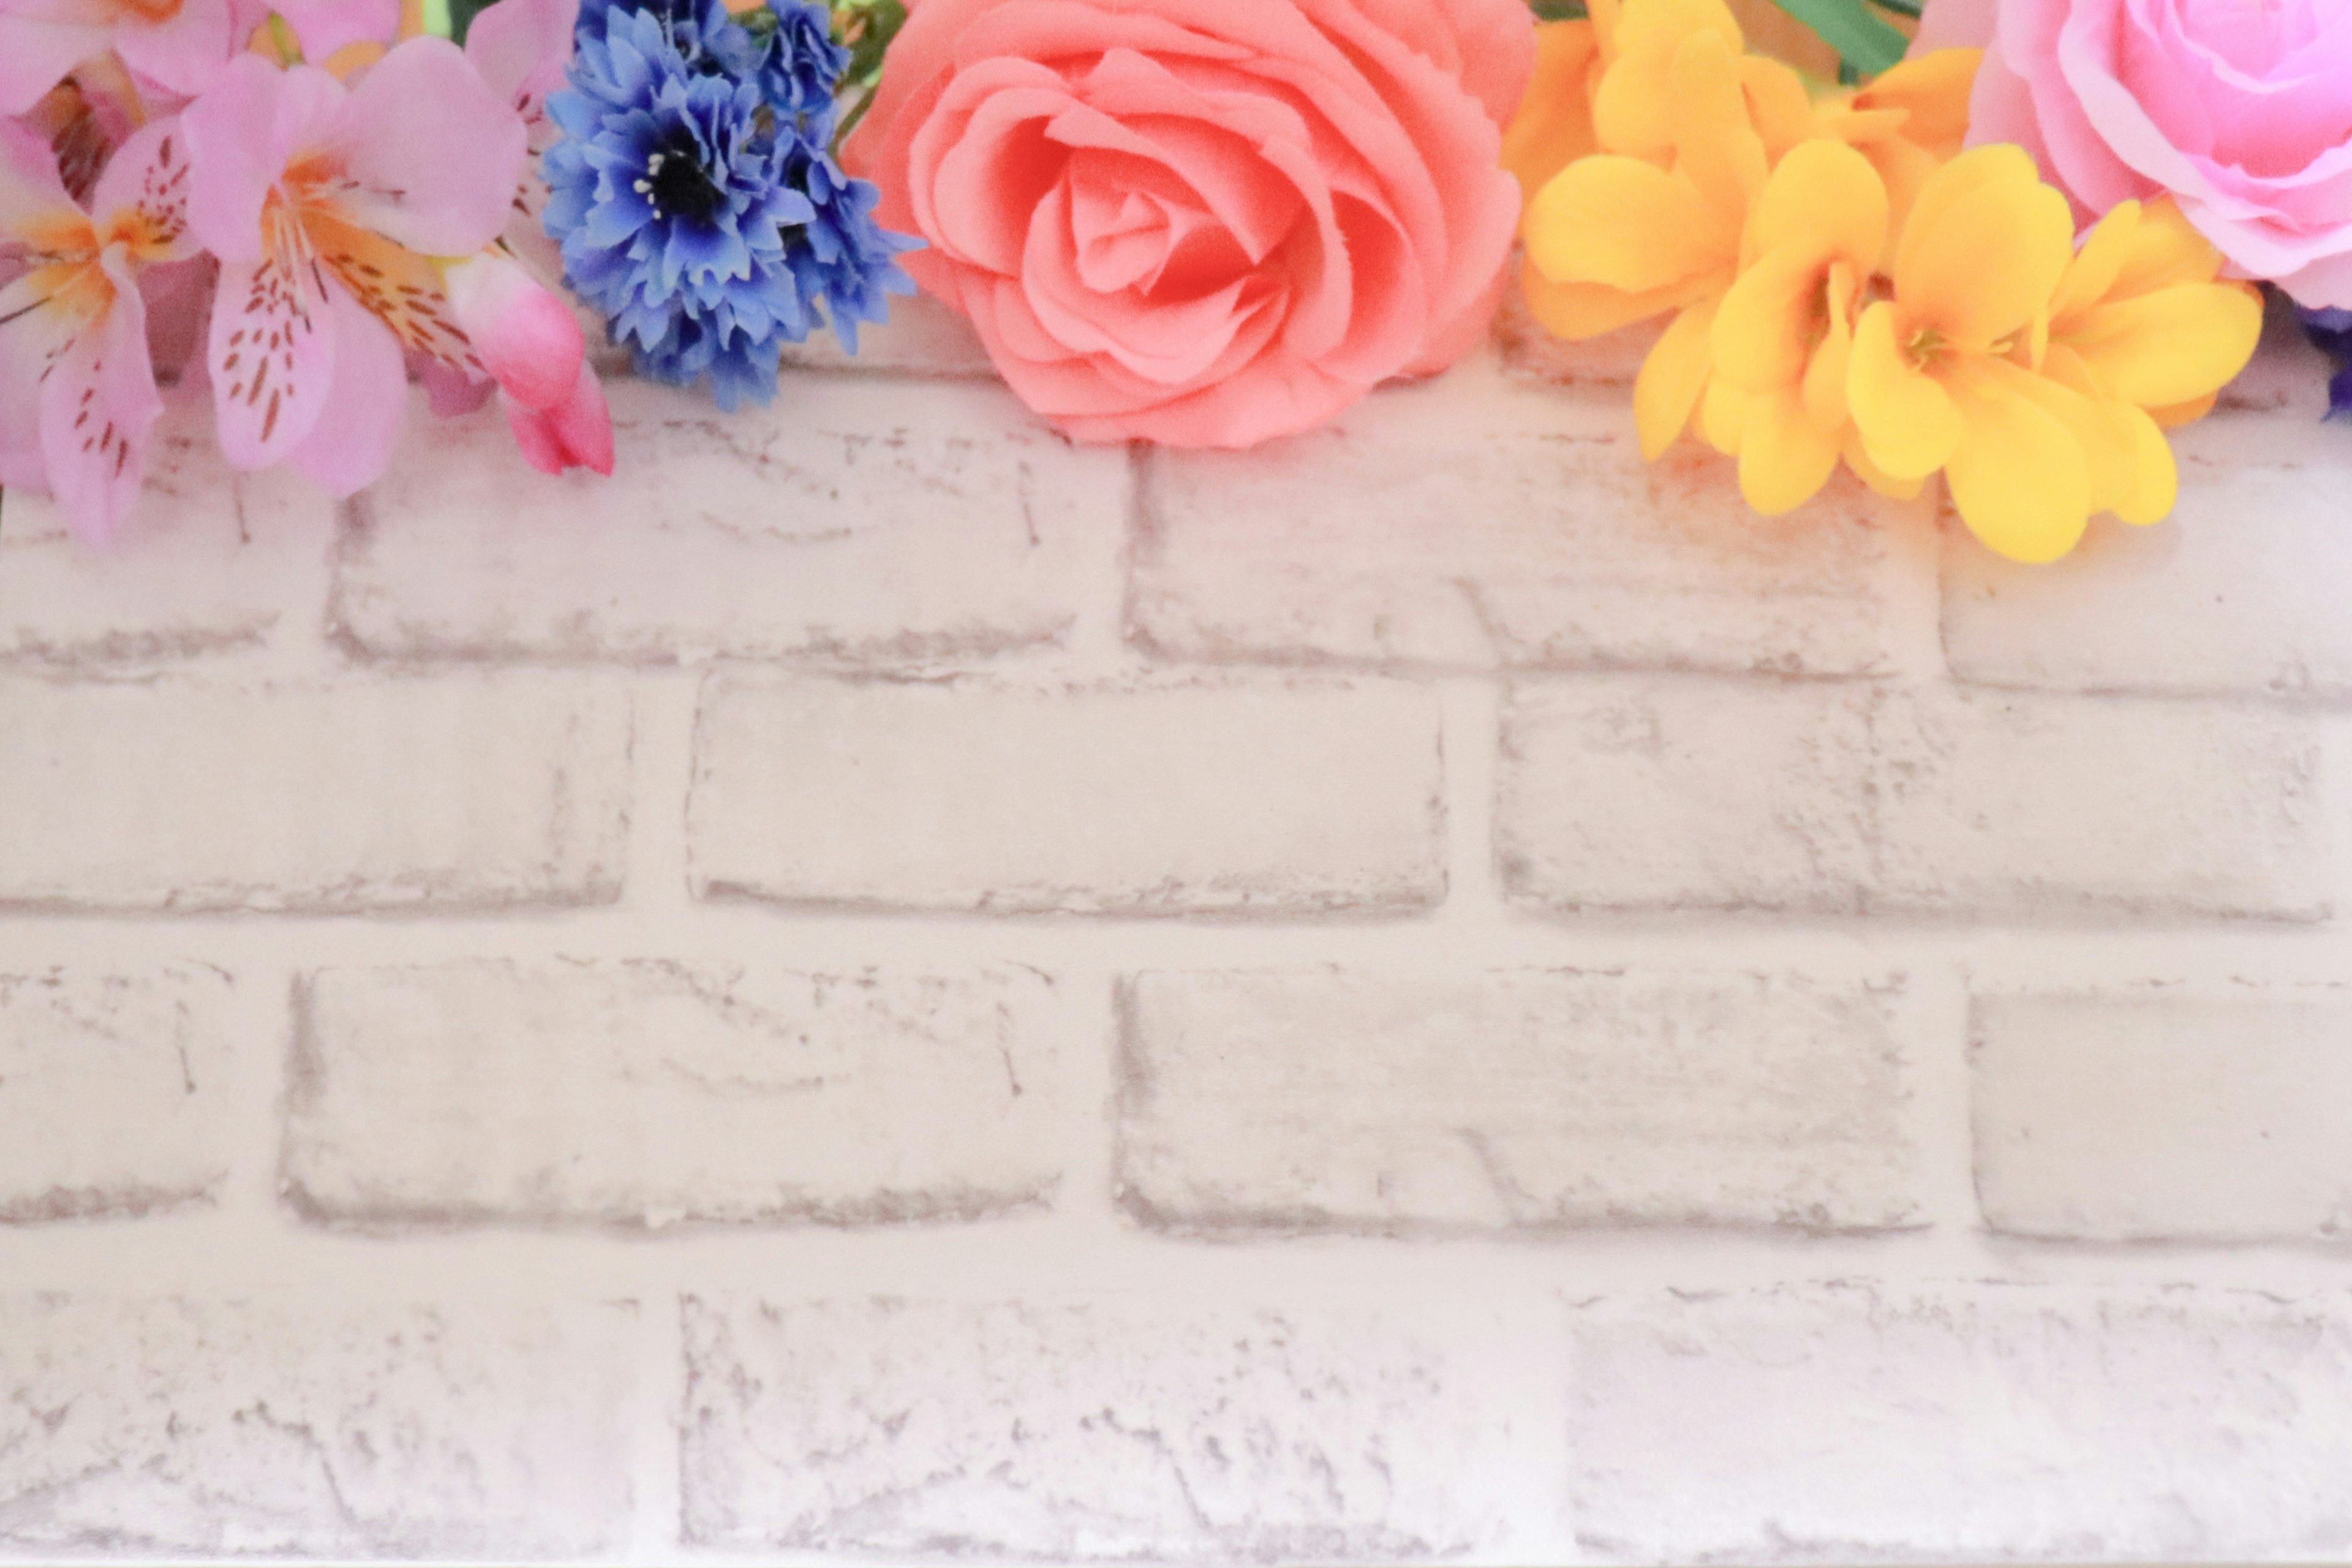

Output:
xmin=1503 ymin=21 xmax=1604 ymax=202
xmin=1711 ymin=242 xmax=1821 ymax=393
xmin=2111 ymin=195 xmax=2226 ymax=297
xmin=1743 ymin=137 xmax=1887 ymax=273
xmin=1890 ymin=145 xmax=2040 ymax=304
xmin=2048 ymin=200 xmax=2141 ymax=327
xmin=1943 ymin=360 xmax=2093 ymax=564
xmin=1847 ymin=301 xmax=1964 ymax=478
xmin=1853 ymin=48 xmax=1981 ymax=159
xmin=2148 ymin=391 xmax=2218 ymax=429
xmin=1738 ymin=55 xmax=1816 ymax=159
xmin=1525 ymin=157 xmax=1726 ymax=292
xmin=2064 ymin=282 xmax=2264 ymax=408
xmin=1635 ymin=298 xmax=1719 ymax=459
xmin=1668 ymin=29 xmax=1767 ymax=217
xmin=1898 ymin=156 xmax=2076 ymax=349
xmin=2012 ymin=347 xmax=2140 ymax=520
xmin=1520 ymin=259 xmax=1713 ymax=340
xmin=1739 ymin=385 xmax=1841 ymax=515
xmin=1801 ymin=265 xmax=1856 ymax=429
xmin=1843 ymin=432 xmax=1926 ymax=500
xmin=2113 ymin=401 xmax=2179 ymax=526
xmin=1701 ymin=375 xmax=1751 ymax=456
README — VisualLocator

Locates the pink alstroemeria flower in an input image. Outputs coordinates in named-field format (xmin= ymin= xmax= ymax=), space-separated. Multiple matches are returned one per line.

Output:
xmin=0 ymin=0 xmax=238 ymax=115
xmin=0 ymin=114 xmax=197 ymax=540
xmin=181 ymin=39 xmax=524 ymax=494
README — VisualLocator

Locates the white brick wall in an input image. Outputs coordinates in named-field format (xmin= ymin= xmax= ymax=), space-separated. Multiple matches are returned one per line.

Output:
xmin=4 ymin=322 xmax=2352 ymax=1564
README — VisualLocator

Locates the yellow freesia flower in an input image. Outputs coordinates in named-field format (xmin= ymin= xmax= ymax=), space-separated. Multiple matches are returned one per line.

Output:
xmin=1811 ymin=48 xmax=1981 ymax=243
xmin=1708 ymin=139 xmax=1890 ymax=513
xmin=1523 ymin=19 xmax=1766 ymax=456
xmin=1502 ymin=8 xmax=1616 ymax=203
xmin=1845 ymin=145 xmax=2111 ymax=562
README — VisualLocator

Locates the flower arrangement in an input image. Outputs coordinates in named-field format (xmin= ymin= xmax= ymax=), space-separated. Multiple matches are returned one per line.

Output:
xmin=0 ymin=0 xmax=915 ymax=542
xmin=2 ymin=0 xmax=2345 ymax=568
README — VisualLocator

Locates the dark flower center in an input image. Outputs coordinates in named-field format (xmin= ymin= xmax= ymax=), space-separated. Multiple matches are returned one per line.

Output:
xmin=635 ymin=136 xmax=725 ymax=224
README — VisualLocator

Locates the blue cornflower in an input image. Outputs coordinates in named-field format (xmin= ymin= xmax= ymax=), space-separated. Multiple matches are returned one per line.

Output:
xmin=2301 ymin=306 xmax=2352 ymax=421
xmin=544 ymin=0 xmax=921 ymax=407
xmin=740 ymin=1 xmax=851 ymax=127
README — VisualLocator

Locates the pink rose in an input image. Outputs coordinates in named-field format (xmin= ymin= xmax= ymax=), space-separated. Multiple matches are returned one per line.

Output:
xmin=1923 ymin=0 xmax=2352 ymax=309
xmin=843 ymin=0 xmax=1535 ymax=447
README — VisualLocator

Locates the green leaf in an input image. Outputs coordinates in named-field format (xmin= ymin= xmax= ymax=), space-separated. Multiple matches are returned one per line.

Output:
xmin=830 ymin=0 xmax=907 ymax=151
xmin=445 ymin=0 xmax=496 ymax=43
xmin=1529 ymin=0 xmax=1589 ymax=19
xmin=1768 ymin=0 xmax=1907 ymax=76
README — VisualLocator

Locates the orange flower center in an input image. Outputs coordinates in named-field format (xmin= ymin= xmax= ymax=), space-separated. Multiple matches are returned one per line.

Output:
xmin=113 ymin=0 xmax=183 ymax=24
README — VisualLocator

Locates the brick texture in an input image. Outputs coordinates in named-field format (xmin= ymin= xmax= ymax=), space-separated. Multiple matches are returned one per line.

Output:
xmin=1973 ymin=987 xmax=2352 ymax=1243
xmin=0 ymin=395 xmax=333 ymax=669
xmin=1943 ymin=413 xmax=2352 ymax=698
xmin=690 ymin=675 xmax=1444 ymax=916
xmin=0 ymin=675 xmax=630 ymax=913
xmin=335 ymin=375 xmax=1126 ymax=666
xmin=680 ymin=1296 xmax=1550 ymax=1559
xmin=284 ymin=960 xmax=1063 ymax=1229
xmin=0 ymin=967 xmax=239 ymax=1223
xmin=1500 ymin=679 xmax=2326 ymax=920
xmin=1117 ymin=969 xmax=1917 ymax=1235
xmin=0 ymin=1295 xmax=636 ymax=1558
xmin=1132 ymin=380 xmax=1901 ymax=676
xmin=1567 ymin=1284 xmax=2352 ymax=1562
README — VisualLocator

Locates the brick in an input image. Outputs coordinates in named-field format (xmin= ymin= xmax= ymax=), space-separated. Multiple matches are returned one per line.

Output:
xmin=1869 ymin=688 xmax=2326 ymax=919
xmin=1499 ymin=678 xmax=1880 ymax=914
xmin=1567 ymin=1284 xmax=2352 ymax=1562
xmin=0 ymin=675 xmax=629 ymax=913
xmin=690 ymin=675 xmax=1444 ymax=916
xmin=1943 ymin=412 xmax=2352 ymax=698
xmin=285 ymin=960 xmax=1062 ymax=1229
xmin=1491 ymin=284 xmax=1657 ymax=387
xmin=1500 ymin=679 xmax=2324 ymax=920
xmin=0 ymin=967 xmax=238 ymax=1223
xmin=1118 ymin=969 xmax=1917 ymax=1235
xmin=336 ymin=374 xmax=1124 ymax=666
xmin=774 ymin=290 xmax=999 ymax=377
xmin=1973 ymin=988 xmax=2352 ymax=1242
xmin=0 ymin=1295 xmax=635 ymax=1558
xmin=680 ymin=1296 xmax=1551 ymax=1559
xmin=0 ymin=391 xmax=333 ymax=666
xmin=1132 ymin=374 xmax=1899 ymax=676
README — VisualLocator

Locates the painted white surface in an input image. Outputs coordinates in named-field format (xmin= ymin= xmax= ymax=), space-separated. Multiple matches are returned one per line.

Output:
xmin=1 ymin=306 xmax=2350 ymax=1563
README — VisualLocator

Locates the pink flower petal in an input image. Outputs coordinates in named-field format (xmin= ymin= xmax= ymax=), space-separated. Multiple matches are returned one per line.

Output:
xmin=330 ymin=37 xmax=527 ymax=258
xmin=183 ymin=55 xmax=347 ymax=263
xmin=503 ymin=355 xmax=611 ymax=476
xmin=91 ymin=116 xmax=200 ymax=264
xmin=39 ymin=251 xmax=162 ymax=546
xmin=440 ymin=247 xmax=582 ymax=410
xmin=0 ymin=112 xmax=79 ymax=238
xmin=207 ymin=238 xmax=337 ymax=468
xmin=273 ymin=0 xmax=399 ymax=62
xmin=466 ymin=0 xmax=578 ymax=124
xmin=288 ymin=286 xmax=406 ymax=496
xmin=112 ymin=0 xmax=236 ymax=100
xmin=0 ymin=2 xmax=109 ymax=116
xmin=1916 ymin=0 xmax=1995 ymax=51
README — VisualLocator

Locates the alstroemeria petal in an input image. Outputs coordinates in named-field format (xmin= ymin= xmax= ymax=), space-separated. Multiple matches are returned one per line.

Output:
xmin=2064 ymin=284 xmax=2264 ymax=409
xmin=333 ymin=37 xmax=526 ymax=258
xmin=0 ymin=11 xmax=107 ymax=117
xmin=208 ymin=241 xmax=336 ymax=468
xmin=442 ymin=248 xmax=581 ymax=409
xmin=1847 ymin=301 xmax=1962 ymax=478
xmin=38 ymin=253 xmax=160 ymax=545
xmin=183 ymin=56 xmax=347 ymax=264
xmin=1944 ymin=361 xmax=2092 ymax=564
xmin=288 ymin=287 xmax=407 ymax=497
xmin=1526 ymin=157 xmax=1724 ymax=294
xmin=90 ymin=117 xmax=198 ymax=265
xmin=0 ymin=114 xmax=80 ymax=239
xmin=1634 ymin=296 xmax=1717 ymax=460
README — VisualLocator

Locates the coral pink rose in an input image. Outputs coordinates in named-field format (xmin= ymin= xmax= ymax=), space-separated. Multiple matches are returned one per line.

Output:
xmin=1921 ymin=0 xmax=2352 ymax=309
xmin=843 ymin=0 xmax=1535 ymax=447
